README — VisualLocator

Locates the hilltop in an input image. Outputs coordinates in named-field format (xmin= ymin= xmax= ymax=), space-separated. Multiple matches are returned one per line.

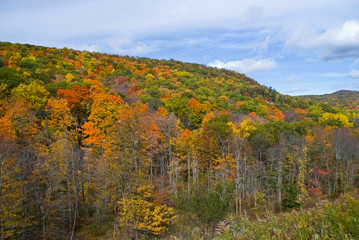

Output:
xmin=299 ymin=90 xmax=359 ymax=110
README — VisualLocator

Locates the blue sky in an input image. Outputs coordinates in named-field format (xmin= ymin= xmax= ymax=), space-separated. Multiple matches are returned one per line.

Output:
xmin=1 ymin=0 xmax=359 ymax=95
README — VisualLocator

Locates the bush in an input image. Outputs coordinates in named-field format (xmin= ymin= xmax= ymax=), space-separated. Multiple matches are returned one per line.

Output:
xmin=214 ymin=192 xmax=359 ymax=240
xmin=176 ymin=183 xmax=231 ymax=237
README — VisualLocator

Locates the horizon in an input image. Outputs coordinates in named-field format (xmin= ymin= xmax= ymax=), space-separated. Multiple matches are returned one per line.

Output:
xmin=1 ymin=0 xmax=359 ymax=96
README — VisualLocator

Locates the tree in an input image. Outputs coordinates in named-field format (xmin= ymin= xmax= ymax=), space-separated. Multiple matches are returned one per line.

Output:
xmin=177 ymin=183 xmax=231 ymax=238
xmin=228 ymin=119 xmax=256 ymax=213
xmin=116 ymin=186 xmax=176 ymax=238
xmin=38 ymin=97 xmax=81 ymax=239
xmin=57 ymin=84 xmax=91 ymax=123
xmin=319 ymin=113 xmax=353 ymax=128
xmin=11 ymin=82 xmax=49 ymax=110
xmin=267 ymin=143 xmax=283 ymax=210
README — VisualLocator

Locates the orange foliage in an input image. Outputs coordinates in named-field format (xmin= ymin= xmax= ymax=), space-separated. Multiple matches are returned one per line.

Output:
xmin=135 ymin=102 xmax=149 ymax=113
xmin=157 ymin=107 xmax=167 ymax=116
xmin=295 ymin=108 xmax=307 ymax=115
xmin=300 ymin=116 xmax=312 ymax=120
xmin=58 ymin=85 xmax=90 ymax=110
xmin=188 ymin=98 xmax=200 ymax=108
xmin=305 ymin=134 xmax=314 ymax=144
xmin=267 ymin=105 xmax=285 ymax=121
xmin=82 ymin=121 xmax=104 ymax=146
xmin=248 ymin=112 xmax=258 ymax=119
xmin=235 ymin=101 xmax=243 ymax=108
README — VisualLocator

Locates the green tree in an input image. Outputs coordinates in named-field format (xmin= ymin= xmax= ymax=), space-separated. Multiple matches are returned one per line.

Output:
xmin=177 ymin=183 xmax=231 ymax=237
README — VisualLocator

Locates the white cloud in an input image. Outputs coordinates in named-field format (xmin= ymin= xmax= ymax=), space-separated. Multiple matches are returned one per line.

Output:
xmin=349 ymin=69 xmax=359 ymax=78
xmin=286 ymin=20 xmax=359 ymax=60
xmin=208 ymin=58 xmax=277 ymax=74
xmin=68 ymin=44 xmax=101 ymax=52
xmin=1 ymin=0 xmax=358 ymax=60
xmin=107 ymin=34 xmax=159 ymax=55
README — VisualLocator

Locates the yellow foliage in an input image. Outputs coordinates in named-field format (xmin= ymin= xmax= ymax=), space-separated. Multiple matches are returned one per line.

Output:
xmin=0 ymin=83 xmax=8 ymax=99
xmin=65 ymin=72 xmax=75 ymax=82
xmin=228 ymin=120 xmax=256 ymax=139
xmin=319 ymin=113 xmax=353 ymax=128
xmin=11 ymin=82 xmax=49 ymax=110
xmin=201 ymin=111 xmax=214 ymax=126
xmin=117 ymin=186 xmax=176 ymax=235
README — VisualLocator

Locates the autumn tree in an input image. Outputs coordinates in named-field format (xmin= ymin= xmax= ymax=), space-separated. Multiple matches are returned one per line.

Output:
xmin=116 ymin=186 xmax=176 ymax=238
xmin=11 ymin=82 xmax=49 ymax=110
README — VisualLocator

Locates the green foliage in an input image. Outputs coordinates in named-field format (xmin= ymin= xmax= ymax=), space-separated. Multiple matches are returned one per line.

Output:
xmin=191 ymin=186 xmax=230 ymax=226
xmin=147 ymin=85 xmax=161 ymax=98
xmin=255 ymin=103 xmax=269 ymax=117
xmin=177 ymin=183 xmax=231 ymax=235
xmin=282 ymin=184 xmax=300 ymax=210
xmin=21 ymin=56 xmax=38 ymax=69
xmin=45 ymin=81 xmax=69 ymax=96
xmin=214 ymin=193 xmax=359 ymax=240
xmin=139 ymin=93 xmax=151 ymax=103
xmin=291 ymin=120 xmax=313 ymax=135
xmin=165 ymin=95 xmax=189 ymax=119
xmin=301 ymin=90 xmax=359 ymax=110
xmin=208 ymin=114 xmax=233 ymax=140
xmin=0 ymin=67 xmax=28 ymax=89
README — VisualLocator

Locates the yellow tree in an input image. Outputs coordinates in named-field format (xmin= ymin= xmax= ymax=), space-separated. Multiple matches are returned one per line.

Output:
xmin=39 ymin=97 xmax=81 ymax=239
xmin=196 ymin=112 xmax=220 ymax=189
xmin=116 ymin=186 xmax=176 ymax=238
xmin=172 ymin=128 xmax=200 ymax=193
xmin=319 ymin=113 xmax=353 ymax=128
xmin=82 ymin=92 xmax=124 ymax=220
xmin=0 ymin=98 xmax=39 ymax=238
xmin=154 ymin=110 xmax=180 ymax=192
xmin=0 ymin=122 xmax=26 ymax=239
xmin=11 ymin=82 xmax=49 ymax=110
xmin=228 ymin=119 xmax=256 ymax=213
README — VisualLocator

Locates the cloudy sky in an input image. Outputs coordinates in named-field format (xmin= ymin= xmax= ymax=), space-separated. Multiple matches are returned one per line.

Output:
xmin=1 ymin=0 xmax=359 ymax=95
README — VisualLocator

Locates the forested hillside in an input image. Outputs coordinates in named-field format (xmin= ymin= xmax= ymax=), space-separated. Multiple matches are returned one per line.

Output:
xmin=300 ymin=90 xmax=359 ymax=111
xmin=0 ymin=42 xmax=359 ymax=239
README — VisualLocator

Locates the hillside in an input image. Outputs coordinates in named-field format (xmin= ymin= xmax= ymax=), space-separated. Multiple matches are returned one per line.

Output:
xmin=1 ymin=42 xmax=345 ymax=126
xmin=0 ymin=42 xmax=359 ymax=239
xmin=299 ymin=90 xmax=359 ymax=111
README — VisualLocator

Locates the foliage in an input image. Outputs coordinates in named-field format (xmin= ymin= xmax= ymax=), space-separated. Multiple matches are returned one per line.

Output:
xmin=11 ymin=82 xmax=49 ymax=109
xmin=282 ymin=184 xmax=300 ymax=210
xmin=319 ymin=112 xmax=353 ymax=127
xmin=214 ymin=193 xmax=359 ymax=240
xmin=0 ymin=41 xmax=359 ymax=239
xmin=116 ymin=186 xmax=176 ymax=237
xmin=176 ymin=183 xmax=231 ymax=237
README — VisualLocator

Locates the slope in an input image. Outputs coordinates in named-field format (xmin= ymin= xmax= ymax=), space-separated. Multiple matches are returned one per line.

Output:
xmin=299 ymin=90 xmax=359 ymax=111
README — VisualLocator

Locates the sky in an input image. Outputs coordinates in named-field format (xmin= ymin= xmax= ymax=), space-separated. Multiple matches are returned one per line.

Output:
xmin=1 ymin=0 xmax=359 ymax=96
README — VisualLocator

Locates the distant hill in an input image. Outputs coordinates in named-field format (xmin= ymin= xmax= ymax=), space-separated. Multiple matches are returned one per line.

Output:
xmin=299 ymin=90 xmax=359 ymax=110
